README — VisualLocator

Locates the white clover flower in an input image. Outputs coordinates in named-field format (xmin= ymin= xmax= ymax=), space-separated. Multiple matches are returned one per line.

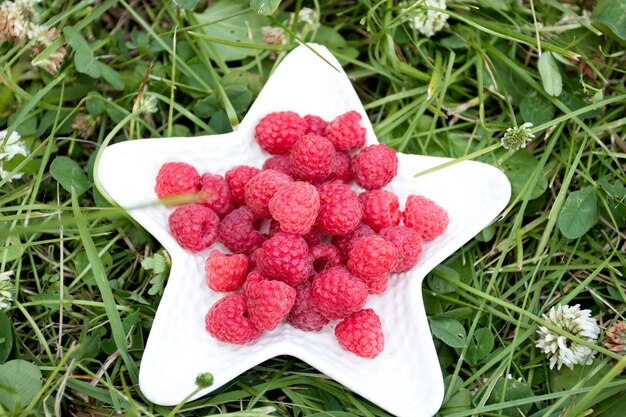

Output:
xmin=298 ymin=7 xmax=319 ymax=29
xmin=405 ymin=0 xmax=449 ymax=38
xmin=501 ymin=122 xmax=535 ymax=151
xmin=0 ymin=272 xmax=15 ymax=311
xmin=262 ymin=26 xmax=287 ymax=46
xmin=137 ymin=94 xmax=158 ymax=114
xmin=536 ymin=304 xmax=601 ymax=370
xmin=0 ymin=130 xmax=29 ymax=181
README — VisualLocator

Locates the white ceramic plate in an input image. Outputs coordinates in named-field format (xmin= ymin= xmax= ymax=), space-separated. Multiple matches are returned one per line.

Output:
xmin=97 ymin=44 xmax=511 ymax=417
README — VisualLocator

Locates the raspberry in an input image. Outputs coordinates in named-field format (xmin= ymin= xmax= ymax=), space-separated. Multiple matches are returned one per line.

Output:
xmin=262 ymin=155 xmax=293 ymax=177
xmin=288 ymin=280 xmax=329 ymax=332
xmin=331 ymin=223 xmax=376 ymax=260
xmin=205 ymin=293 xmax=260 ymax=344
xmin=316 ymin=181 xmax=362 ymax=236
xmin=168 ymin=204 xmax=219 ymax=252
xmin=335 ymin=309 xmax=384 ymax=358
xmin=351 ymin=144 xmax=398 ymax=190
xmin=255 ymin=111 xmax=306 ymax=155
xmin=310 ymin=267 xmax=368 ymax=320
xmin=198 ymin=173 xmax=235 ymax=218
xmin=328 ymin=152 xmax=352 ymax=183
xmin=290 ymin=134 xmax=335 ymax=182
xmin=218 ymin=206 xmax=266 ymax=255
xmin=359 ymin=190 xmax=401 ymax=232
xmin=205 ymin=250 xmax=248 ymax=292
xmin=310 ymin=244 xmax=343 ymax=272
xmin=325 ymin=111 xmax=366 ymax=152
xmin=225 ymin=165 xmax=260 ymax=206
xmin=242 ymin=269 xmax=264 ymax=294
xmin=303 ymin=115 xmax=328 ymax=135
xmin=244 ymin=277 xmax=296 ymax=331
xmin=244 ymin=169 xmax=293 ymax=218
xmin=256 ymin=232 xmax=312 ymax=287
xmin=268 ymin=220 xmax=321 ymax=246
xmin=347 ymin=235 xmax=398 ymax=279
xmin=269 ymin=181 xmax=320 ymax=234
xmin=403 ymin=195 xmax=449 ymax=241
xmin=155 ymin=162 xmax=201 ymax=201
xmin=379 ymin=226 xmax=423 ymax=272
xmin=363 ymin=273 xmax=388 ymax=295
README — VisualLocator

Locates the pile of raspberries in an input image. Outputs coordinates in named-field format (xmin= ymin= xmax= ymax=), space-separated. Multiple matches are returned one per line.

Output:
xmin=154 ymin=110 xmax=448 ymax=359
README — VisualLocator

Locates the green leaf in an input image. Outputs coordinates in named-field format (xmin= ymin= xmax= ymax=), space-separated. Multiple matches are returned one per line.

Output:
xmin=538 ymin=52 xmax=562 ymax=97
xmin=467 ymin=327 xmax=494 ymax=365
xmin=500 ymin=149 xmax=548 ymax=200
xmin=0 ymin=313 xmax=14 ymax=364
xmin=430 ymin=318 xmax=468 ymax=348
xmin=50 ymin=156 xmax=91 ymax=196
xmin=486 ymin=379 xmax=533 ymax=417
xmin=0 ymin=235 xmax=24 ymax=263
xmin=95 ymin=62 xmax=125 ymax=90
xmin=520 ymin=92 xmax=555 ymax=127
xmin=592 ymin=0 xmax=626 ymax=41
xmin=172 ymin=0 xmax=199 ymax=10
xmin=63 ymin=27 xmax=101 ymax=78
xmin=440 ymin=388 xmax=472 ymax=412
xmin=250 ymin=0 xmax=281 ymax=16
xmin=0 ymin=359 xmax=42 ymax=411
xmin=558 ymin=186 xmax=598 ymax=239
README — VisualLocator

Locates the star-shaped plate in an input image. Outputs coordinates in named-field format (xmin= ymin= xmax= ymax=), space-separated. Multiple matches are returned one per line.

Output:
xmin=97 ymin=44 xmax=511 ymax=417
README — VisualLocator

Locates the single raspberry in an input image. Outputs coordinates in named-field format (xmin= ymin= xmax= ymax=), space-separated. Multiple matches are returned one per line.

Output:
xmin=347 ymin=235 xmax=398 ymax=279
xmin=403 ymin=195 xmax=449 ymax=241
xmin=168 ymin=204 xmax=219 ymax=252
xmin=351 ymin=144 xmax=398 ymax=190
xmin=218 ymin=206 xmax=266 ymax=255
xmin=316 ymin=181 xmax=362 ymax=236
xmin=225 ymin=165 xmax=260 ymax=206
xmin=242 ymin=269 xmax=264 ymax=294
xmin=328 ymin=152 xmax=352 ymax=183
xmin=288 ymin=280 xmax=329 ymax=332
xmin=198 ymin=173 xmax=235 ymax=218
xmin=244 ymin=169 xmax=293 ymax=219
xmin=268 ymin=220 xmax=321 ymax=246
xmin=155 ymin=162 xmax=201 ymax=201
xmin=359 ymin=190 xmax=401 ymax=232
xmin=290 ymin=134 xmax=335 ymax=182
xmin=262 ymin=155 xmax=294 ymax=176
xmin=269 ymin=182 xmax=320 ymax=234
xmin=310 ymin=267 xmax=368 ymax=320
xmin=303 ymin=115 xmax=328 ymax=135
xmin=255 ymin=111 xmax=306 ymax=155
xmin=335 ymin=309 xmax=384 ymax=359
xmin=256 ymin=232 xmax=312 ymax=287
xmin=325 ymin=111 xmax=366 ymax=152
xmin=379 ymin=226 xmax=423 ymax=272
xmin=363 ymin=273 xmax=388 ymax=294
xmin=331 ymin=223 xmax=376 ymax=260
xmin=205 ymin=250 xmax=248 ymax=292
xmin=309 ymin=244 xmax=343 ymax=272
xmin=244 ymin=277 xmax=296 ymax=331
xmin=205 ymin=293 xmax=261 ymax=344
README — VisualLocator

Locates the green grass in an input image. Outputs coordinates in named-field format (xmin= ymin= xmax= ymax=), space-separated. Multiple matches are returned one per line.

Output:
xmin=1 ymin=0 xmax=626 ymax=416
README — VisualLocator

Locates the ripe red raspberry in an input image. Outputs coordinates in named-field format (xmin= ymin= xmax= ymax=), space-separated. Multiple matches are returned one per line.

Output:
xmin=303 ymin=115 xmax=328 ymax=135
xmin=351 ymin=144 xmax=398 ymax=190
xmin=269 ymin=181 xmax=320 ymax=234
xmin=168 ymin=204 xmax=219 ymax=252
xmin=256 ymin=232 xmax=312 ymax=287
xmin=198 ymin=173 xmax=235 ymax=218
xmin=311 ymin=267 xmax=368 ymax=320
xmin=225 ymin=165 xmax=260 ymax=206
xmin=331 ymin=223 xmax=376 ymax=260
xmin=325 ymin=111 xmax=366 ymax=152
xmin=205 ymin=250 xmax=248 ymax=292
xmin=244 ymin=169 xmax=293 ymax=219
xmin=268 ymin=220 xmax=321 ymax=246
xmin=218 ymin=206 xmax=266 ymax=255
xmin=359 ymin=190 xmax=401 ymax=232
xmin=242 ymin=269 xmax=264 ymax=294
xmin=335 ymin=309 xmax=384 ymax=358
xmin=288 ymin=280 xmax=329 ymax=332
xmin=328 ymin=152 xmax=352 ymax=183
xmin=403 ymin=195 xmax=449 ymax=241
xmin=155 ymin=162 xmax=201 ymax=201
xmin=244 ymin=276 xmax=296 ymax=331
xmin=363 ymin=273 xmax=388 ymax=294
xmin=347 ymin=235 xmax=398 ymax=279
xmin=255 ymin=111 xmax=306 ymax=155
xmin=262 ymin=155 xmax=293 ymax=176
xmin=316 ymin=181 xmax=362 ymax=236
xmin=379 ymin=226 xmax=423 ymax=272
xmin=290 ymin=134 xmax=335 ymax=182
xmin=205 ymin=293 xmax=260 ymax=344
xmin=309 ymin=244 xmax=343 ymax=272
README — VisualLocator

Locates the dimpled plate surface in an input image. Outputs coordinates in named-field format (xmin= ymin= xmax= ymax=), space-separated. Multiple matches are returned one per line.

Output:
xmin=97 ymin=44 xmax=511 ymax=417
